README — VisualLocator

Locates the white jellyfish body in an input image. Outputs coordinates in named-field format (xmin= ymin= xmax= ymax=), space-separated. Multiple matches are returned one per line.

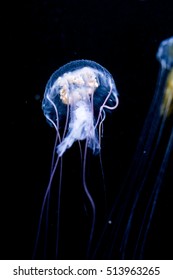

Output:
xmin=53 ymin=67 xmax=100 ymax=156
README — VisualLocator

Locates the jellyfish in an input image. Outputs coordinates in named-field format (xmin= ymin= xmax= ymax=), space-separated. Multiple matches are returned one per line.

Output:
xmin=33 ymin=60 xmax=119 ymax=259
xmin=92 ymin=37 xmax=173 ymax=259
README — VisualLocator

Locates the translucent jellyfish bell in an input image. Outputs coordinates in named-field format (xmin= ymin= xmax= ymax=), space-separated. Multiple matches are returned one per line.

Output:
xmin=42 ymin=60 xmax=119 ymax=157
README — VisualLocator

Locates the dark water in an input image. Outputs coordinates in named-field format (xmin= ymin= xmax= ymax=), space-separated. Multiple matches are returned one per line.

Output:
xmin=2 ymin=0 xmax=173 ymax=259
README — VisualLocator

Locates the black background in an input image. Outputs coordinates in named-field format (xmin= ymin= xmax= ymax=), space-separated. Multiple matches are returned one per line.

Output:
xmin=2 ymin=0 xmax=173 ymax=259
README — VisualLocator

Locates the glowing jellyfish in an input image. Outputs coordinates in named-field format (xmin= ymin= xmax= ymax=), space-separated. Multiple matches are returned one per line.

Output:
xmin=33 ymin=60 xmax=119 ymax=259
xmin=93 ymin=37 xmax=173 ymax=259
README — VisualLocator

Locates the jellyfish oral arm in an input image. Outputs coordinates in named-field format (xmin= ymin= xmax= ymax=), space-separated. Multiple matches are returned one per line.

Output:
xmin=57 ymin=101 xmax=100 ymax=156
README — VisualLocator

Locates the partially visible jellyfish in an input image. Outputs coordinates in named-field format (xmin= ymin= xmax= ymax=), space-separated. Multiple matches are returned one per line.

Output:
xmin=33 ymin=60 xmax=119 ymax=259
xmin=93 ymin=37 xmax=173 ymax=259
xmin=120 ymin=36 xmax=173 ymax=259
